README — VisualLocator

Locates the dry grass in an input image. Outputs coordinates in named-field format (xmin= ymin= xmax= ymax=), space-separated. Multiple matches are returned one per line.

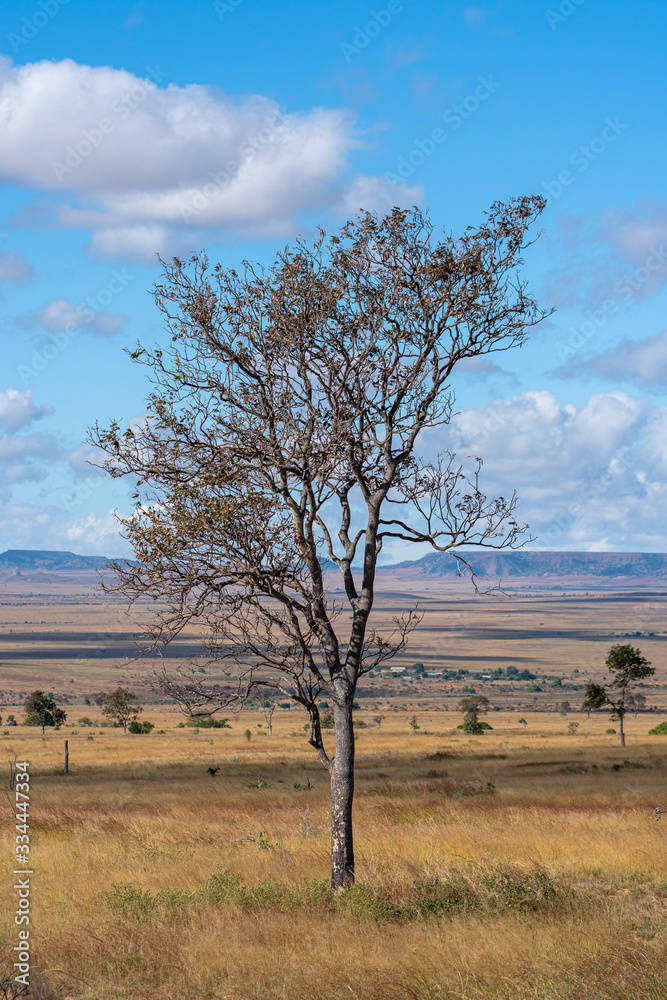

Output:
xmin=2 ymin=713 xmax=667 ymax=999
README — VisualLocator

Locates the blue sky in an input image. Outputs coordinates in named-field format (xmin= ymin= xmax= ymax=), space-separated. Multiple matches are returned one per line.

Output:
xmin=1 ymin=0 xmax=666 ymax=558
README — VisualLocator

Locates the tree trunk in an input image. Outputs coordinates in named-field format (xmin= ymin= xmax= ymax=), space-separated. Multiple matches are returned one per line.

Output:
xmin=330 ymin=698 xmax=355 ymax=891
xmin=619 ymin=712 xmax=625 ymax=747
xmin=64 ymin=740 xmax=69 ymax=774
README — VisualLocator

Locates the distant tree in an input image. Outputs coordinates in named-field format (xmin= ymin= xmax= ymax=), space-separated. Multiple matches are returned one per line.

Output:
xmin=373 ymin=715 xmax=384 ymax=729
xmin=518 ymin=717 xmax=527 ymax=729
xmin=581 ymin=683 xmax=606 ymax=719
xmin=6 ymin=714 xmax=17 ymax=726
xmin=23 ymin=691 xmax=67 ymax=734
xmin=244 ymin=729 xmax=252 ymax=742
xmin=626 ymin=692 xmax=647 ymax=718
xmin=92 ymin=692 xmax=108 ymax=707
xmin=102 ymin=687 xmax=142 ymax=733
xmin=458 ymin=694 xmax=489 ymax=734
xmin=583 ymin=645 xmax=654 ymax=747
xmin=409 ymin=715 xmax=420 ymax=732
xmin=567 ymin=721 xmax=579 ymax=736
xmin=558 ymin=700 xmax=571 ymax=717
xmin=258 ymin=695 xmax=277 ymax=735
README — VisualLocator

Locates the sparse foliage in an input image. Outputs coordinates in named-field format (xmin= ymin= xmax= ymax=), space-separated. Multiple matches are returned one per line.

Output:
xmin=102 ymin=687 xmax=142 ymax=734
xmin=91 ymin=197 xmax=550 ymax=889
xmin=583 ymin=645 xmax=654 ymax=747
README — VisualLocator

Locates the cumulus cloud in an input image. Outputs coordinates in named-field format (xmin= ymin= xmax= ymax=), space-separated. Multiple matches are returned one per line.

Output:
xmin=22 ymin=297 xmax=127 ymax=337
xmin=0 ymin=251 xmax=35 ymax=284
xmin=422 ymin=390 xmax=667 ymax=550
xmin=0 ymin=501 xmax=126 ymax=556
xmin=0 ymin=56 xmax=421 ymax=261
xmin=554 ymin=330 xmax=667 ymax=387
xmin=0 ymin=388 xmax=54 ymax=431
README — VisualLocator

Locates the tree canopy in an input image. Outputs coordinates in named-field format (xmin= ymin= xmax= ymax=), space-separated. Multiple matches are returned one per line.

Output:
xmin=23 ymin=691 xmax=67 ymax=734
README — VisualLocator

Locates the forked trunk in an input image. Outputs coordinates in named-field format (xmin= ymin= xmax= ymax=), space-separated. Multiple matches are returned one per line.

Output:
xmin=330 ymin=698 xmax=355 ymax=891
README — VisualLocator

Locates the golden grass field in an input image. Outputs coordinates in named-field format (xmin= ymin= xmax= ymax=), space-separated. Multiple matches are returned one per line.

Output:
xmin=1 ymin=575 xmax=667 ymax=999
xmin=2 ymin=708 xmax=667 ymax=1000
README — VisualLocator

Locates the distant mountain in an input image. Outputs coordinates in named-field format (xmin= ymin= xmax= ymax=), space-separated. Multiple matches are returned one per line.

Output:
xmin=3 ymin=548 xmax=667 ymax=581
xmin=0 ymin=549 xmax=115 ymax=570
xmin=383 ymin=551 xmax=667 ymax=578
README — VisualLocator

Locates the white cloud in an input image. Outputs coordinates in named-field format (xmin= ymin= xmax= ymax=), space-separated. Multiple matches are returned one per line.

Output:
xmin=0 ymin=501 xmax=126 ymax=556
xmin=0 ymin=388 xmax=54 ymax=431
xmin=423 ymin=390 xmax=667 ymax=550
xmin=0 ymin=251 xmax=35 ymax=284
xmin=0 ymin=56 xmax=420 ymax=261
xmin=24 ymin=297 xmax=127 ymax=336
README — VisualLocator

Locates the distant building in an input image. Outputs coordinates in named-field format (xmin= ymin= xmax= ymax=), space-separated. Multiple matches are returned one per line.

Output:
xmin=389 ymin=666 xmax=406 ymax=673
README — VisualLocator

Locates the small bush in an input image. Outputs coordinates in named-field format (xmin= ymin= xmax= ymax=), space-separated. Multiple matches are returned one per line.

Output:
xmin=648 ymin=720 xmax=667 ymax=735
xmin=605 ymin=728 xmax=616 ymax=734
xmin=128 ymin=720 xmax=154 ymax=734
xmin=458 ymin=720 xmax=493 ymax=733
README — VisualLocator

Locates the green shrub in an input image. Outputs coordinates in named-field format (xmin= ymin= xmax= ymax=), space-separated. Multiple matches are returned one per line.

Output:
xmin=104 ymin=865 xmax=570 ymax=923
xmin=648 ymin=720 xmax=667 ymax=735
xmin=128 ymin=720 xmax=154 ymax=734
xmin=457 ymin=720 xmax=493 ymax=733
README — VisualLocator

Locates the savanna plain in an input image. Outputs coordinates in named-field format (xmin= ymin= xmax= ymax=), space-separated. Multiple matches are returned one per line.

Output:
xmin=1 ymin=573 xmax=667 ymax=1000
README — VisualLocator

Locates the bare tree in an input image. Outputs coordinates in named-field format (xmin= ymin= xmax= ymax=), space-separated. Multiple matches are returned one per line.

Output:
xmin=90 ymin=197 xmax=550 ymax=891
xmin=625 ymin=692 xmax=646 ymax=718
xmin=257 ymin=694 xmax=277 ymax=735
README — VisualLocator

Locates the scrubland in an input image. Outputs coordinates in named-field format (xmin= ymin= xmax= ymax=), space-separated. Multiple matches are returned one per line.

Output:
xmin=2 ymin=710 xmax=667 ymax=1000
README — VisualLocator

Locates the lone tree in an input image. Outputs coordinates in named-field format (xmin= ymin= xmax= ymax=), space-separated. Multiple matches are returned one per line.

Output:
xmin=458 ymin=694 xmax=490 ymax=734
xmin=582 ymin=645 xmax=654 ymax=747
xmin=23 ymin=691 xmax=67 ymax=734
xmin=101 ymin=687 xmax=142 ymax=733
xmin=91 ymin=197 xmax=550 ymax=891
